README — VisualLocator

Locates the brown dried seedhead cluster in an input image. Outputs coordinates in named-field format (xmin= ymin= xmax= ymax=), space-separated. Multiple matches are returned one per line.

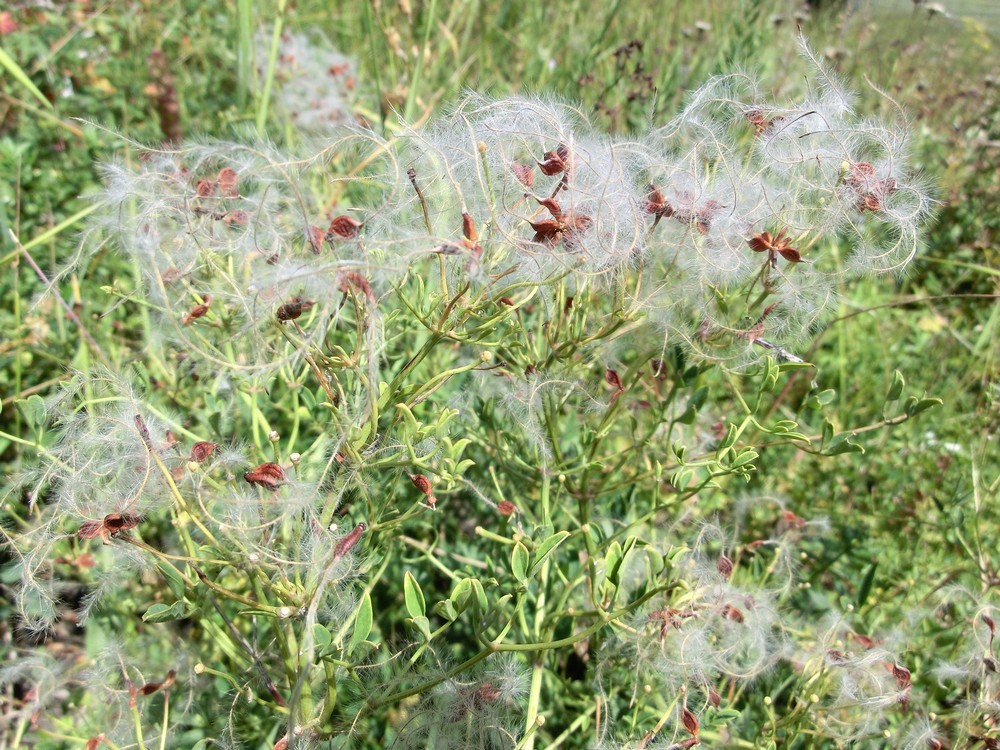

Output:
xmin=643 ymin=186 xmax=723 ymax=235
xmin=529 ymin=197 xmax=592 ymax=249
xmin=747 ymin=228 xmax=802 ymax=268
xmin=244 ymin=462 xmax=285 ymax=490
xmin=844 ymin=161 xmax=897 ymax=213
xmin=276 ymin=297 xmax=315 ymax=323
xmin=744 ymin=108 xmax=785 ymax=137
xmin=77 ymin=512 xmax=141 ymax=544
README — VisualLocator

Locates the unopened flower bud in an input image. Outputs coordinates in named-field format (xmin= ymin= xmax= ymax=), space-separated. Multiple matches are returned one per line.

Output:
xmin=290 ymin=452 xmax=301 ymax=464
xmin=480 ymin=350 xmax=493 ymax=362
xmin=268 ymin=430 xmax=280 ymax=442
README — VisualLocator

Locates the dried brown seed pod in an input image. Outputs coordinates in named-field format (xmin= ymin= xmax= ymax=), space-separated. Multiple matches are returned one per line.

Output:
xmin=216 ymin=168 xmax=239 ymax=197
xmin=327 ymin=215 xmax=363 ymax=239
xmin=188 ymin=441 xmax=217 ymax=463
xmin=139 ymin=669 xmax=177 ymax=696
xmin=77 ymin=512 xmax=141 ymax=543
xmin=182 ymin=301 xmax=210 ymax=325
xmin=681 ymin=706 xmax=699 ymax=736
xmin=333 ymin=521 xmax=368 ymax=561
xmin=462 ymin=212 xmax=478 ymax=242
xmin=537 ymin=144 xmax=570 ymax=176
xmin=276 ymin=301 xmax=303 ymax=322
xmin=244 ymin=462 xmax=285 ymax=490
xmin=408 ymin=473 xmax=433 ymax=495
xmin=717 ymin=554 xmax=734 ymax=578
xmin=510 ymin=162 xmax=534 ymax=188
xmin=497 ymin=500 xmax=517 ymax=517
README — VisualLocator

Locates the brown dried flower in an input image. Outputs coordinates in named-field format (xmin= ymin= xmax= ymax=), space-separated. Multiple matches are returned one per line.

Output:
xmin=337 ymin=271 xmax=375 ymax=301
xmin=244 ymin=462 xmax=285 ymax=490
xmin=333 ymin=521 xmax=368 ymax=561
xmin=497 ymin=500 xmax=517 ymax=517
xmin=409 ymin=473 xmax=433 ymax=495
xmin=717 ymin=554 xmax=734 ymax=578
xmin=327 ymin=215 xmax=363 ymax=239
xmin=182 ymin=300 xmax=211 ymax=325
xmin=78 ymin=513 xmax=141 ymax=543
xmin=537 ymin=144 xmax=570 ymax=176
xmin=844 ymin=162 xmax=897 ymax=213
xmin=188 ymin=441 xmax=217 ymax=463
xmin=510 ymin=162 xmax=534 ymax=188
xmin=681 ymin=706 xmax=700 ymax=736
xmin=529 ymin=197 xmax=592 ymax=249
xmin=216 ymin=168 xmax=239 ymax=197
xmin=139 ymin=670 xmax=177 ymax=696
xmin=643 ymin=184 xmax=674 ymax=224
xmin=748 ymin=228 xmax=802 ymax=267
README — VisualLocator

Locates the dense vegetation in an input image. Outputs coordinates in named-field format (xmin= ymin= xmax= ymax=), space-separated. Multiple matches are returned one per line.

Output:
xmin=1 ymin=1 xmax=996 ymax=748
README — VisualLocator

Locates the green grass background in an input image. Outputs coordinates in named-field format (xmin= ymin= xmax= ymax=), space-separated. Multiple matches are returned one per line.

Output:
xmin=0 ymin=0 xmax=996 ymax=746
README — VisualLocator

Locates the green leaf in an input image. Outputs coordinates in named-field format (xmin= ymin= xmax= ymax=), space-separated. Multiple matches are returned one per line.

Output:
xmin=470 ymin=578 xmax=488 ymax=613
xmin=348 ymin=592 xmax=373 ymax=656
xmin=530 ymin=531 xmax=570 ymax=576
xmin=403 ymin=571 xmax=426 ymax=619
xmin=409 ymin=615 xmax=431 ymax=640
xmin=886 ymin=370 xmax=905 ymax=402
xmin=717 ymin=423 xmax=739 ymax=453
xmin=156 ymin=562 xmax=187 ymax=600
xmin=671 ymin=441 xmax=687 ymax=462
xmin=823 ymin=432 xmax=865 ymax=456
xmin=809 ymin=389 xmax=837 ymax=409
xmin=905 ymin=396 xmax=943 ymax=417
xmin=758 ymin=356 xmax=780 ymax=395
xmin=607 ymin=537 xmax=636 ymax=587
xmin=511 ymin=542 xmax=529 ymax=583
xmin=821 ymin=419 xmax=834 ymax=448
xmin=677 ymin=386 xmax=708 ymax=424
xmin=434 ymin=599 xmax=459 ymax=621
xmin=603 ymin=541 xmax=623 ymax=587
xmin=143 ymin=600 xmax=195 ymax=623
xmin=313 ymin=623 xmax=333 ymax=655
xmin=732 ymin=449 xmax=759 ymax=467
xmin=208 ymin=410 xmax=223 ymax=437
xmin=855 ymin=562 xmax=877 ymax=610
xmin=0 ymin=47 xmax=54 ymax=110
xmin=299 ymin=386 xmax=316 ymax=410
xmin=17 ymin=395 xmax=46 ymax=431
xmin=450 ymin=578 xmax=473 ymax=613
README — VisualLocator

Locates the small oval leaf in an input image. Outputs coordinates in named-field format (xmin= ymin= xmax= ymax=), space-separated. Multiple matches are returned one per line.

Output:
xmin=348 ymin=591 xmax=373 ymax=656
xmin=511 ymin=542 xmax=530 ymax=583
xmin=403 ymin=571 xmax=426 ymax=619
